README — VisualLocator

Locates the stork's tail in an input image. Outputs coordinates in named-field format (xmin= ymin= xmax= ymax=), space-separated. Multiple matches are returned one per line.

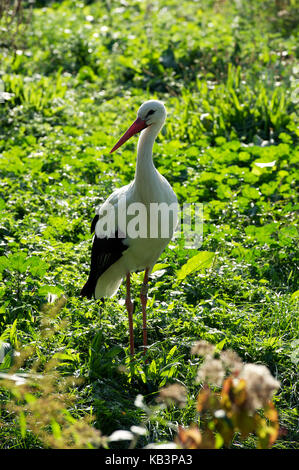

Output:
xmin=94 ymin=268 xmax=123 ymax=299
xmin=80 ymin=267 xmax=123 ymax=300
xmin=80 ymin=279 xmax=95 ymax=299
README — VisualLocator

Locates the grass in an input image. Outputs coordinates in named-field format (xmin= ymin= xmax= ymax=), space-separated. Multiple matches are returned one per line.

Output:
xmin=0 ymin=0 xmax=298 ymax=449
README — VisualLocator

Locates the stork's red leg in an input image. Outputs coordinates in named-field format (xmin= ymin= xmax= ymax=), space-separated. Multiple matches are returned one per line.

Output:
xmin=140 ymin=268 xmax=149 ymax=354
xmin=125 ymin=273 xmax=134 ymax=356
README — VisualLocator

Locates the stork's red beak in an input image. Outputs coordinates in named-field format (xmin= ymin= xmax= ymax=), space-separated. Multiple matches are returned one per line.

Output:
xmin=110 ymin=117 xmax=147 ymax=153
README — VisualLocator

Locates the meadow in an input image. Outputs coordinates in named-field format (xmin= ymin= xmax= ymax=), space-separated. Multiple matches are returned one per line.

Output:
xmin=0 ymin=0 xmax=298 ymax=449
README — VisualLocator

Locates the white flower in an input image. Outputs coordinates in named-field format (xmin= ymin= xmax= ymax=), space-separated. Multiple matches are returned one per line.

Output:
xmin=134 ymin=394 xmax=145 ymax=408
xmin=144 ymin=442 xmax=178 ymax=449
xmin=196 ymin=358 xmax=225 ymax=386
xmin=130 ymin=425 xmax=147 ymax=436
xmin=239 ymin=363 xmax=280 ymax=412
xmin=108 ymin=430 xmax=133 ymax=442
xmin=220 ymin=349 xmax=243 ymax=374
xmin=191 ymin=340 xmax=215 ymax=357
xmin=157 ymin=384 xmax=187 ymax=408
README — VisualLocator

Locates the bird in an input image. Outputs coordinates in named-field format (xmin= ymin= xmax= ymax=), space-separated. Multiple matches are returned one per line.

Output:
xmin=80 ymin=100 xmax=178 ymax=356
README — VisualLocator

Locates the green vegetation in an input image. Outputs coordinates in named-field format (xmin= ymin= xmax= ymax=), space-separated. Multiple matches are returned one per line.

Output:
xmin=0 ymin=0 xmax=298 ymax=449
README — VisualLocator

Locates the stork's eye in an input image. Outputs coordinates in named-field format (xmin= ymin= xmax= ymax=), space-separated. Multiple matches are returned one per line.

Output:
xmin=146 ymin=109 xmax=155 ymax=118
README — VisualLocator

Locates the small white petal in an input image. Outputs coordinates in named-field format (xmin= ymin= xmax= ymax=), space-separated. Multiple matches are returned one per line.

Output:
xmin=134 ymin=394 xmax=144 ymax=408
xmin=130 ymin=425 xmax=147 ymax=436
xmin=214 ymin=409 xmax=226 ymax=419
xmin=108 ymin=430 xmax=133 ymax=441
xmin=144 ymin=442 xmax=178 ymax=449
xmin=254 ymin=161 xmax=276 ymax=168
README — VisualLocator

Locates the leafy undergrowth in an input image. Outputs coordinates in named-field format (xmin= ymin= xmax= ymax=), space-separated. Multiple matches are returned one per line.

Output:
xmin=0 ymin=0 xmax=298 ymax=449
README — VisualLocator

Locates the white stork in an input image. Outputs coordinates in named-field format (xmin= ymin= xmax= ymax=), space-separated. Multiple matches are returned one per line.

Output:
xmin=80 ymin=100 xmax=178 ymax=356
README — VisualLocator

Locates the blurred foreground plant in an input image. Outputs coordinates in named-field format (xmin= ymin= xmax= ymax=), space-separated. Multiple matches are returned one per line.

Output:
xmin=176 ymin=341 xmax=280 ymax=449
xmin=0 ymin=304 xmax=281 ymax=449
xmin=140 ymin=341 xmax=280 ymax=449
xmin=0 ymin=295 xmax=106 ymax=449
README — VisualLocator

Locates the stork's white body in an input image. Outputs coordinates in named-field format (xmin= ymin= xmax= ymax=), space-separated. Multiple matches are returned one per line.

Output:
xmin=93 ymin=105 xmax=178 ymax=298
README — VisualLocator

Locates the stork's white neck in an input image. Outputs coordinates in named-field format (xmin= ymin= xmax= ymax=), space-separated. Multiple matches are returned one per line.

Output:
xmin=134 ymin=122 xmax=162 ymax=189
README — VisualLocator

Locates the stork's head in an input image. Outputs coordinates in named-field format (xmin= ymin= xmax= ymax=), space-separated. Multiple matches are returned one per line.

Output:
xmin=110 ymin=100 xmax=166 ymax=153
xmin=137 ymin=100 xmax=166 ymax=127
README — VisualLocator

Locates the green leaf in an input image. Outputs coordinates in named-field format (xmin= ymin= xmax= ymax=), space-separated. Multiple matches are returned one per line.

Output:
xmin=9 ymin=320 xmax=18 ymax=347
xmin=291 ymin=290 xmax=299 ymax=302
xmin=0 ymin=198 xmax=6 ymax=211
xmin=8 ymin=253 xmax=28 ymax=273
xmin=38 ymin=285 xmax=64 ymax=297
xmin=19 ymin=412 xmax=27 ymax=439
xmin=166 ymin=345 xmax=177 ymax=361
xmin=149 ymin=359 xmax=157 ymax=375
xmin=27 ymin=256 xmax=49 ymax=277
xmin=0 ymin=342 xmax=13 ymax=371
xmin=216 ymin=338 xmax=227 ymax=351
xmin=0 ymin=257 xmax=8 ymax=273
xmin=242 ymin=186 xmax=260 ymax=200
xmin=52 ymin=352 xmax=76 ymax=363
xmin=176 ymin=251 xmax=215 ymax=282
xmin=215 ymin=432 xmax=224 ymax=449
xmin=51 ymin=420 xmax=62 ymax=440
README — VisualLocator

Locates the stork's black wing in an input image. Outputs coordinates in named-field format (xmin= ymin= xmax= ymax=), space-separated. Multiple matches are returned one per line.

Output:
xmin=80 ymin=215 xmax=128 ymax=299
